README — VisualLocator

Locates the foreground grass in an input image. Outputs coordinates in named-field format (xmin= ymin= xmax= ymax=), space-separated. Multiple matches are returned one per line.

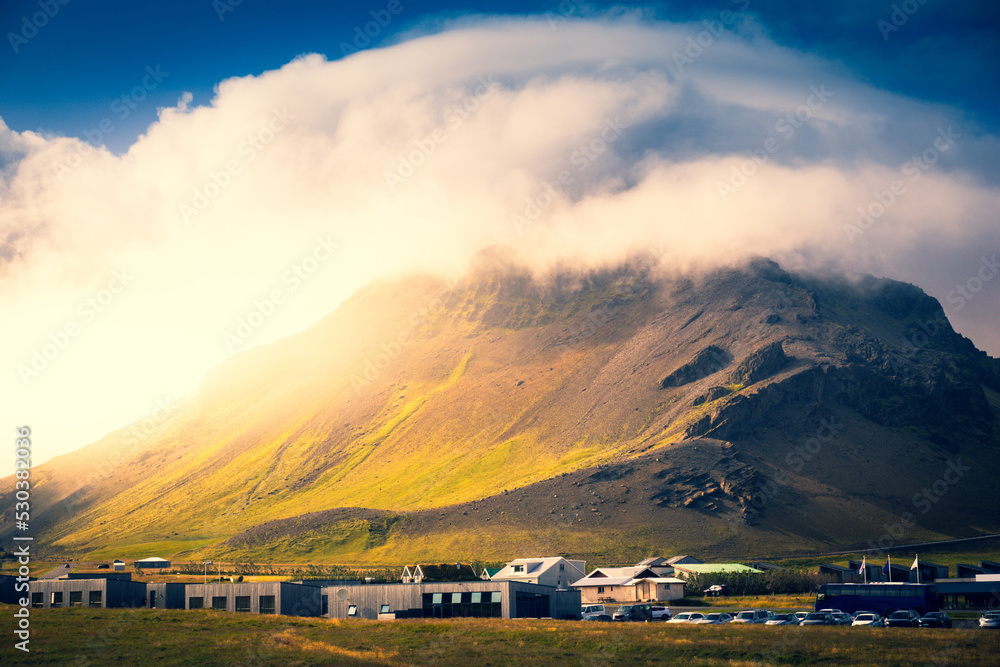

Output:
xmin=4 ymin=607 xmax=999 ymax=666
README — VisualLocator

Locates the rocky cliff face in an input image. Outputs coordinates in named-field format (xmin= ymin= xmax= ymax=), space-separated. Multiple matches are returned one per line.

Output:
xmin=3 ymin=255 xmax=998 ymax=560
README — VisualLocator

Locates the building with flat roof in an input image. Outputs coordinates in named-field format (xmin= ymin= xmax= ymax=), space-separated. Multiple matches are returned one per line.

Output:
xmin=322 ymin=580 xmax=580 ymax=620
xmin=181 ymin=581 xmax=321 ymax=616
xmin=29 ymin=577 xmax=147 ymax=609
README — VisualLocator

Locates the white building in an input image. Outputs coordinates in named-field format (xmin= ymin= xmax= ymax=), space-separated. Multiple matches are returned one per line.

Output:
xmin=489 ymin=557 xmax=587 ymax=590
xmin=571 ymin=564 xmax=686 ymax=603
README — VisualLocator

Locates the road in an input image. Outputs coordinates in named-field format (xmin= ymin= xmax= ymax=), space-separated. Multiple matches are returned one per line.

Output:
xmin=38 ymin=562 xmax=73 ymax=579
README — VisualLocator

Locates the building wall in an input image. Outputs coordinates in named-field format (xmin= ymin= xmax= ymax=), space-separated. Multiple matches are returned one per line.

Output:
xmin=29 ymin=579 xmax=146 ymax=609
xmin=321 ymin=581 xmax=580 ymax=620
xmin=181 ymin=582 xmax=320 ymax=616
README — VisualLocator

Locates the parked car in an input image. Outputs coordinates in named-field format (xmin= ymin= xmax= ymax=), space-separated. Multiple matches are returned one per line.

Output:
xmin=703 ymin=584 xmax=730 ymax=597
xmin=651 ymin=605 xmax=672 ymax=621
xmin=919 ymin=612 xmax=952 ymax=628
xmin=583 ymin=614 xmax=613 ymax=622
xmin=817 ymin=608 xmax=844 ymax=616
xmin=97 ymin=564 xmax=110 ymax=569
xmin=851 ymin=613 xmax=885 ymax=627
xmin=792 ymin=611 xmax=810 ymax=624
xmin=612 ymin=603 xmax=653 ymax=622
xmin=799 ymin=612 xmax=835 ymax=626
xmin=732 ymin=609 xmax=772 ymax=624
xmin=851 ymin=610 xmax=880 ymax=620
xmin=667 ymin=612 xmax=706 ymax=623
xmin=693 ymin=613 xmax=732 ymax=624
xmin=978 ymin=612 xmax=1000 ymax=629
xmin=581 ymin=604 xmax=607 ymax=620
xmin=885 ymin=610 xmax=921 ymax=628
xmin=764 ymin=614 xmax=797 ymax=626
xmin=830 ymin=612 xmax=854 ymax=626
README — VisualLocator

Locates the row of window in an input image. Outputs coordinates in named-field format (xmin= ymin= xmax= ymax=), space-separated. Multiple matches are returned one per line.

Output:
xmin=188 ymin=595 xmax=276 ymax=613
xmin=31 ymin=591 xmax=102 ymax=608
xmin=421 ymin=591 xmax=503 ymax=618
xmin=823 ymin=585 xmax=930 ymax=598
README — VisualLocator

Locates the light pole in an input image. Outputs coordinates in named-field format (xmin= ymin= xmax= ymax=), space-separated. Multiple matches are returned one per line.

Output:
xmin=202 ymin=560 xmax=213 ymax=585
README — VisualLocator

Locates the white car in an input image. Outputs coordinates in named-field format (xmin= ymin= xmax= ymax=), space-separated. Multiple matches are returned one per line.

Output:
xmin=851 ymin=613 xmax=885 ymax=627
xmin=693 ymin=612 xmax=733 ymax=624
xmin=732 ymin=609 xmax=772 ymax=624
xmin=581 ymin=604 xmax=606 ymax=620
xmin=980 ymin=612 xmax=1000 ymax=629
xmin=651 ymin=605 xmax=672 ymax=621
xmin=667 ymin=612 xmax=705 ymax=623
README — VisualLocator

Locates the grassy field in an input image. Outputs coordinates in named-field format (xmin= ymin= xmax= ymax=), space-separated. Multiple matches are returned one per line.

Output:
xmin=4 ymin=606 xmax=999 ymax=666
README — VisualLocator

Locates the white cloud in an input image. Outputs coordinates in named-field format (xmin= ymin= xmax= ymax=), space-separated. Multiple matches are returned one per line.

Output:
xmin=2 ymin=16 xmax=998 ymax=463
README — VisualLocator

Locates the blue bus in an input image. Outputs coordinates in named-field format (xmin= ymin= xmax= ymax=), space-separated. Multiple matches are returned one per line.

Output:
xmin=815 ymin=583 xmax=939 ymax=616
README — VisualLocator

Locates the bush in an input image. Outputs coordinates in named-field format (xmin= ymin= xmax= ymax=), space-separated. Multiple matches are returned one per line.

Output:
xmin=683 ymin=569 xmax=833 ymax=597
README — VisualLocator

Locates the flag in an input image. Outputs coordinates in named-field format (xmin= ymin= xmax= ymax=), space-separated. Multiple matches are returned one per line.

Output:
xmin=910 ymin=556 xmax=919 ymax=570
xmin=859 ymin=557 xmax=866 ymax=575
xmin=883 ymin=555 xmax=891 ymax=581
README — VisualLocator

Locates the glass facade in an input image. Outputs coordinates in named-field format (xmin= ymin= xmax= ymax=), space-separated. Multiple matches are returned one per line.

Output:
xmin=422 ymin=591 xmax=502 ymax=618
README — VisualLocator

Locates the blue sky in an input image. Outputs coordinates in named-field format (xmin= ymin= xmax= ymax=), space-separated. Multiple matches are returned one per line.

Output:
xmin=2 ymin=1 xmax=999 ymax=464
xmin=2 ymin=1 xmax=998 ymax=152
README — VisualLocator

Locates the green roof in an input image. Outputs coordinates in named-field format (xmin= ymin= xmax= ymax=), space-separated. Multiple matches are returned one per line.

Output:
xmin=675 ymin=563 xmax=762 ymax=574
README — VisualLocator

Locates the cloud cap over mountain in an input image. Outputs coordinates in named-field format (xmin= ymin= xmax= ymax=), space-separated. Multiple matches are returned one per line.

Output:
xmin=2 ymin=15 xmax=998 ymax=462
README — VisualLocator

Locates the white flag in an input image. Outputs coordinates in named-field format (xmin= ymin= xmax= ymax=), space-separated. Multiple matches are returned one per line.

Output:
xmin=910 ymin=556 xmax=919 ymax=570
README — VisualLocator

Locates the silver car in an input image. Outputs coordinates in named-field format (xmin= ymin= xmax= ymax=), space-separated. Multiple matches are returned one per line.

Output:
xmin=851 ymin=613 xmax=885 ymax=627
xmin=693 ymin=612 xmax=733 ymax=624
xmin=667 ymin=612 xmax=706 ymax=623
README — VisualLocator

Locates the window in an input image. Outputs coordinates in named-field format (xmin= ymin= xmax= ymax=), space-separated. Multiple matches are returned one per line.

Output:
xmin=322 ymin=595 xmax=328 ymax=616
xmin=89 ymin=591 xmax=102 ymax=607
xmin=51 ymin=592 xmax=63 ymax=608
xmin=235 ymin=596 xmax=251 ymax=612
xmin=597 ymin=586 xmax=605 ymax=594
xmin=513 ymin=565 xmax=524 ymax=573
xmin=189 ymin=597 xmax=204 ymax=609
xmin=422 ymin=591 xmax=501 ymax=618
xmin=347 ymin=605 xmax=358 ymax=617
xmin=31 ymin=593 xmax=43 ymax=608
xmin=70 ymin=591 xmax=83 ymax=607
xmin=259 ymin=596 xmax=276 ymax=614
xmin=560 ymin=564 xmax=565 ymax=571
xmin=212 ymin=596 xmax=227 ymax=611
xmin=380 ymin=604 xmax=391 ymax=614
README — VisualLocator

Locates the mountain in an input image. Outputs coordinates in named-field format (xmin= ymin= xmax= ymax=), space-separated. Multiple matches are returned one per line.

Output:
xmin=4 ymin=253 xmax=1000 ymax=563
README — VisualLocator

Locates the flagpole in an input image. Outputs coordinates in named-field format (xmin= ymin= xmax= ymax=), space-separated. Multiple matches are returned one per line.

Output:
xmin=888 ymin=555 xmax=891 ymax=583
